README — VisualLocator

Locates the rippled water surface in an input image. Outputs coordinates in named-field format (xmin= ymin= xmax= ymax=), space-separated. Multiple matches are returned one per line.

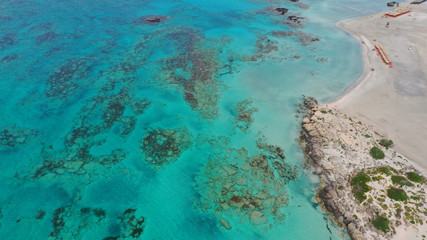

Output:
xmin=0 ymin=0 xmax=389 ymax=239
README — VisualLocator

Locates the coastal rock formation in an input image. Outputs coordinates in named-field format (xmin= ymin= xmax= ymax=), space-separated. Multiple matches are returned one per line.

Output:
xmin=299 ymin=97 xmax=427 ymax=239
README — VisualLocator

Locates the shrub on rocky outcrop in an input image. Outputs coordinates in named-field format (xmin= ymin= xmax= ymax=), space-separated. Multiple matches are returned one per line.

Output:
xmin=391 ymin=175 xmax=413 ymax=187
xmin=351 ymin=172 xmax=371 ymax=202
xmin=369 ymin=146 xmax=385 ymax=159
xmin=407 ymin=172 xmax=423 ymax=183
xmin=387 ymin=187 xmax=408 ymax=201
xmin=379 ymin=139 xmax=393 ymax=149
xmin=377 ymin=166 xmax=392 ymax=175
xmin=372 ymin=215 xmax=390 ymax=232
xmin=380 ymin=138 xmax=393 ymax=149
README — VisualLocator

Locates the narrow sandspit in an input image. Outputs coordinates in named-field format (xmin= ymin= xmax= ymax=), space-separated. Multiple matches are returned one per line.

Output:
xmin=299 ymin=98 xmax=427 ymax=240
xmin=331 ymin=2 xmax=427 ymax=170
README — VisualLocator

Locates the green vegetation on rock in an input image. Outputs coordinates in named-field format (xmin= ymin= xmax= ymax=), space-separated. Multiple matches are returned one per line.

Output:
xmin=377 ymin=166 xmax=392 ymax=175
xmin=379 ymin=139 xmax=393 ymax=149
xmin=411 ymin=195 xmax=421 ymax=201
xmin=369 ymin=146 xmax=385 ymax=159
xmin=387 ymin=187 xmax=408 ymax=201
xmin=351 ymin=172 xmax=371 ymax=202
xmin=407 ymin=172 xmax=423 ymax=183
xmin=391 ymin=175 xmax=414 ymax=187
xmin=372 ymin=215 xmax=390 ymax=232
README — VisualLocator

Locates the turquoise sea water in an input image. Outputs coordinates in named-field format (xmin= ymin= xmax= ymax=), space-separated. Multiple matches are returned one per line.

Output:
xmin=0 ymin=0 xmax=390 ymax=239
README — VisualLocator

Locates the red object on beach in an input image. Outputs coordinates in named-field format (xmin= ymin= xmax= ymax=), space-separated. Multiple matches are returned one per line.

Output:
xmin=370 ymin=68 xmax=375 ymax=71
xmin=385 ymin=11 xmax=411 ymax=17
xmin=373 ymin=39 xmax=376 ymax=41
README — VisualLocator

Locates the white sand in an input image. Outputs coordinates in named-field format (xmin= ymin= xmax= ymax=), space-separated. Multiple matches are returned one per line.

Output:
xmin=329 ymin=2 xmax=427 ymax=170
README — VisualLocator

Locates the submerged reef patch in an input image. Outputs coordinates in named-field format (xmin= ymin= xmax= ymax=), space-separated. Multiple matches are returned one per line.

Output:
xmin=49 ymin=206 xmax=106 ymax=239
xmin=141 ymin=127 xmax=193 ymax=168
xmin=36 ymin=31 xmax=59 ymax=45
xmin=32 ymin=87 xmax=150 ymax=178
xmin=246 ymin=30 xmax=321 ymax=62
xmin=233 ymin=99 xmax=258 ymax=132
xmin=0 ymin=207 xmax=3 ymax=229
xmin=119 ymin=208 xmax=146 ymax=239
xmin=47 ymin=206 xmax=146 ymax=239
xmin=130 ymin=26 xmax=234 ymax=119
xmin=270 ymin=30 xmax=320 ymax=46
xmin=46 ymin=58 xmax=92 ymax=99
xmin=0 ymin=127 xmax=38 ymax=147
xmin=1 ymin=53 xmax=19 ymax=63
xmin=103 ymin=208 xmax=146 ymax=240
xmin=0 ymin=32 xmax=17 ymax=49
xmin=134 ymin=15 xmax=169 ymax=25
xmin=193 ymin=135 xmax=297 ymax=230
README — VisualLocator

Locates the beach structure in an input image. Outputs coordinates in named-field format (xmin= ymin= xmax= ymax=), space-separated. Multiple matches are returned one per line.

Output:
xmin=384 ymin=7 xmax=411 ymax=17
xmin=375 ymin=44 xmax=393 ymax=67
xmin=411 ymin=0 xmax=427 ymax=4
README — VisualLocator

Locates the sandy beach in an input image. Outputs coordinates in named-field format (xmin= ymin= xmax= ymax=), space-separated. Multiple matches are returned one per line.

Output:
xmin=330 ymin=2 xmax=427 ymax=170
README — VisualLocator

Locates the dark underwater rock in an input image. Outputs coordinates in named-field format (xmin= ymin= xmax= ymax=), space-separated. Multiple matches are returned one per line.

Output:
xmin=134 ymin=15 xmax=169 ymax=25
xmin=275 ymin=8 xmax=289 ymax=15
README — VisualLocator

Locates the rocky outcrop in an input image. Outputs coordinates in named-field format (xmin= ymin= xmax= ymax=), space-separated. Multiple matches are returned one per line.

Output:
xmin=298 ymin=97 xmax=371 ymax=240
xmin=299 ymin=97 xmax=427 ymax=240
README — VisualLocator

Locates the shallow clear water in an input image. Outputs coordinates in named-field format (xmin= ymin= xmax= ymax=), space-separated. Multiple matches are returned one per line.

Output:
xmin=0 ymin=0 xmax=389 ymax=239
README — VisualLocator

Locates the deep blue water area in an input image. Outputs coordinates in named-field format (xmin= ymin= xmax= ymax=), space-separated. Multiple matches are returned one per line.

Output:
xmin=1 ymin=0 xmax=390 ymax=239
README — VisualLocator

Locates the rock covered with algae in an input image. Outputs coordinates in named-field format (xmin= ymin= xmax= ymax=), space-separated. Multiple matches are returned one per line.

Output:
xmin=193 ymin=135 xmax=298 ymax=230
xmin=141 ymin=127 xmax=193 ymax=167
xmin=0 ymin=127 xmax=38 ymax=147
xmin=45 ymin=206 xmax=146 ymax=240
xmin=45 ymin=58 xmax=92 ymax=99
xmin=130 ymin=26 xmax=234 ymax=119
xmin=233 ymin=99 xmax=258 ymax=132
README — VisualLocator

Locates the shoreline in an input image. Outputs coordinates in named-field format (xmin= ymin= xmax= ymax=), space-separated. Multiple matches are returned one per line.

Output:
xmin=329 ymin=19 xmax=371 ymax=105
xmin=325 ymin=2 xmax=427 ymax=170
xmin=299 ymin=3 xmax=427 ymax=239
